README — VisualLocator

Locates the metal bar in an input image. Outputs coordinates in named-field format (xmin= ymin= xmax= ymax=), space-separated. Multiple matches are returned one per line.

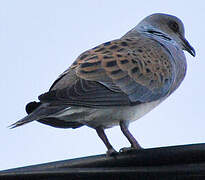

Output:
xmin=1 ymin=143 xmax=205 ymax=179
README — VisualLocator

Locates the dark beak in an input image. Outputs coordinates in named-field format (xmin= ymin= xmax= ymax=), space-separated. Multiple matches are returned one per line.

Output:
xmin=180 ymin=36 xmax=196 ymax=57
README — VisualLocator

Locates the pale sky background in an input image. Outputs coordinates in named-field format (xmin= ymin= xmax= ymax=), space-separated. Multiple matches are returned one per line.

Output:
xmin=1 ymin=0 xmax=205 ymax=170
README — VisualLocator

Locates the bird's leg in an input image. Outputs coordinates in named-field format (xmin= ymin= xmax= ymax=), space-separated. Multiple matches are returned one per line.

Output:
xmin=96 ymin=127 xmax=117 ymax=156
xmin=120 ymin=121 xmax=142 ymax=150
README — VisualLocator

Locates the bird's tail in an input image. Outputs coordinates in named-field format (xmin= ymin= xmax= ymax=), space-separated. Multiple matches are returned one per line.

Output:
xmin=9 ymin=113 xmax=38 ymax=129
xmin=9 ymin=102 xmax=50 ymax=129
xmin=9 ymin=102 xmax=72 ymax=129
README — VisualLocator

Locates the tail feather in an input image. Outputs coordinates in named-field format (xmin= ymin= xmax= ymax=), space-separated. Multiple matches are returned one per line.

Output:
xmin=26 ymin=101 xmax=42 ymax=114
xmin=10 ymin=102 xmax=72 ymax=129
xmin=9 ymin=113 xmax=38 ymax=129
xmin=8 ymin=117 xmax=33 ymax=129
xmin=9 ymin=101 xmax=44 ymax=129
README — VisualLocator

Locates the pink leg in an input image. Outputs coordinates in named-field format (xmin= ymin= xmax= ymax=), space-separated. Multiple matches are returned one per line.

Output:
xmin=96 ymin=127 xmax=117 ymax=156
xmin=120 ymin=121 xmax=142 ymax=149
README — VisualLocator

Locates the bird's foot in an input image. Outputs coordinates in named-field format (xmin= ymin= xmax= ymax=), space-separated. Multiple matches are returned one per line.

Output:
xmin=106 ymin=148 xmax=118 ymax=156
xmin=119 ymin=146 xmax=143 ymax=153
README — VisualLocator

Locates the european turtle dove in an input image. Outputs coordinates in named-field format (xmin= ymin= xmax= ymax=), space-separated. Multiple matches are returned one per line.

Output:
xmin=10 ymin=13 xmax=195 ymax=155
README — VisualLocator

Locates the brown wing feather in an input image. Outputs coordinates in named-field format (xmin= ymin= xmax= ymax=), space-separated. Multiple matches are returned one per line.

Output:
xmin=42 ymin=36 xmax=174 ymax=106
xmin=73 ymin=37 xmax=173 ymax=97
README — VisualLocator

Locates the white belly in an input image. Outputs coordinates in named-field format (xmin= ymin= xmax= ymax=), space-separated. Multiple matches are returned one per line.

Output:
xmin=84 ymin=99 xmax=163 ymax=128
xmin=53 ymin=99 xmax=164 ymax=129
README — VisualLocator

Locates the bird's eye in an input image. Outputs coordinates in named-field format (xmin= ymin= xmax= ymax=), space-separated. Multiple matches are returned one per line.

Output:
xmin=168 ymin=21 xmax=179 ymax=32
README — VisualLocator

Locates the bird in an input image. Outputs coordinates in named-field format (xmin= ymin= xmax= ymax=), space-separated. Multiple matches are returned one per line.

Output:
xmin=10 ymin=13 xmax=195 ymax=155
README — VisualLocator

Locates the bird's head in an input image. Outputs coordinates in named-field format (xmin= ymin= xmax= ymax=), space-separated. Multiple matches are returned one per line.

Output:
xmin=135 ymin=13 xmax=196 ymax=57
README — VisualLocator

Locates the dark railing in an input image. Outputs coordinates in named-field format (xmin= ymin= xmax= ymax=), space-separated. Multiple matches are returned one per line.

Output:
xmin=1 ymin=143 xmax=205 ymax=180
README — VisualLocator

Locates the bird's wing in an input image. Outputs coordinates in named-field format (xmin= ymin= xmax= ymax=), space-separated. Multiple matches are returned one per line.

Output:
xmin=39 ymin=37 xmax=175 ymax=107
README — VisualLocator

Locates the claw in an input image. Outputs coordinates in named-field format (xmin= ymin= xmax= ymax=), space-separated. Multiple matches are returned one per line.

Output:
xmin=106 ymin=148 xmax=118 ymax=156
xmin=119 ymin=146 xmax=143 ymax=153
